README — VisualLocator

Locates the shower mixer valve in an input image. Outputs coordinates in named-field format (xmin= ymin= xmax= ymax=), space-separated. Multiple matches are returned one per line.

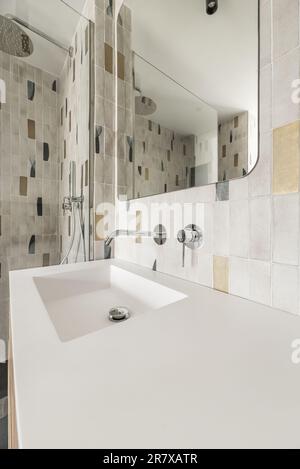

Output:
xmin=62 ymin=195 xmax=84 ymax=215
xmin=177 ymin=224 xmax=203 ymax=268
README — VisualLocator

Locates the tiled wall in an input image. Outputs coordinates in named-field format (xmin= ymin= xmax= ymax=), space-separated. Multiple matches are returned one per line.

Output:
xmin=58 ymin=15 xmax=91 ymax=263
xmin=218 ymin=112 xmax=249 ymax=181
xmin=0 ymin=52 xmax=60 ymax=347
xmin=0 ymin=53 xmax=61 ymax=446
xmin=93 ymin=0 xmax=132 ymax=255
xmin=134 ymin=116 xmax=195 ymax=198
xmin=115 ymin=0 xmax=300 ymax=317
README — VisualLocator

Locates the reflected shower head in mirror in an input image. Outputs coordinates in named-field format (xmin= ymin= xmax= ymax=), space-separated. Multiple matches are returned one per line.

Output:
xmin=0 ymin=14 xmax=33 ymax=57
xmin=206 ymin=0 xmax=218 ymax=15
xmin=135 ymin=95 xmax=157 ymax=116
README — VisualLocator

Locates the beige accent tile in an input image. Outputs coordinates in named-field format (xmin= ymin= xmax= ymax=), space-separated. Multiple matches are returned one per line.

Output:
xmin=273 ymin=121 xmax=300 ymax=194
xmin=19 ymin=176 xmax=28 ymax=196
xmin=27 ymin=119 xmax=35 ymax=139
xmin=213 ymin=256 xmax=229 ymax=293
xmin=117 ymin=52 xmax=125 ymax=81
xmin=104 ymin=43 xmax=113 ymax=74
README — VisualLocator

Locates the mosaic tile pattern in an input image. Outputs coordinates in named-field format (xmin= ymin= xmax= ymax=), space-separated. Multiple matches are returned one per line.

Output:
xmin=0 ymin=52 xmax=60 ymax=351
xmin=93 ymin=0 xmax=133 ymax=258
xmin=133 ymin=117 xmax=195 ymax=198
xmin=218 ymin=112 xmax=249 ymax=181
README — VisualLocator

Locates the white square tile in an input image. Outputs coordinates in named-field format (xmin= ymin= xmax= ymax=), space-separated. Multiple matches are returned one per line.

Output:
xmin=193 ymin=253 xmax=213 ymax=288
xmin=213 ymin=201 xmax=229 ymax=256
xmin=229 ymin=257 xmax=249 ymax=299
xmin=260 ymin=0 xmax=272 ymax=68
xmin=250 ymin=197 xmax=271 ymax=261
xmin=273 ymin=48 xmax=300 ymax=128
xmin=249 ymin=260 xmax=271 ymax=305
xmin=273 ymin=194 xmax=299 ymax=265
xmin=229 ymin=200 xmax=249 ymax=258
xmin=248 ymin=132 xmax=272 ymax=197
xmin=199 ymin=203 xmax=213 ymax=255
xmin=272 ymin=263 xmax=299 ymax=314
xmin=273 ymin=0 xmax=299 ymax=59
xmin=260 ymin=64 xmax=272 ymax=133
xmin=229 ymin=177 xmax=249 ymax=201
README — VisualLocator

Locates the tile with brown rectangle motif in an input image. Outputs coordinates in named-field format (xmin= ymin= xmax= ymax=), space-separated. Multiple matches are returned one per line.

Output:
xmin=213 ymin=256 xmax=229 ymax=293
xmin=273 ymin=121 xmax=300 ymax=194
xmin=105 ymin=43 xmax=113 ymax=74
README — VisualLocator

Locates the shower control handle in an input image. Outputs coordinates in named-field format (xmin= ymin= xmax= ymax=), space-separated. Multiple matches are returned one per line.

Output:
xmin=177 ymin=225 xmax=203 ymax=268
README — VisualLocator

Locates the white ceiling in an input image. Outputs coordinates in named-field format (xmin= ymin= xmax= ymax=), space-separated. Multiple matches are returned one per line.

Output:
xmin=0 ymin=0 xmax=89 ymax=76
xmin=124 ymin=0 xmax=259 ymax=123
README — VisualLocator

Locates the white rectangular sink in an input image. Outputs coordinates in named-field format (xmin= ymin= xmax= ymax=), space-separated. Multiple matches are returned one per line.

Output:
xmin=9 ymin=259 xmax=300 ymax=448
xmin=33 ymin=264 xmax=187 ymax=342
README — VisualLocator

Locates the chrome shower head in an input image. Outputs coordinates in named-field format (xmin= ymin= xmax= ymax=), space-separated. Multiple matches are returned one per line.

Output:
xmin=135 ymin=95 xmax=157 ymax=116
xmin=0 ymin=14 xmax=33 ymax=57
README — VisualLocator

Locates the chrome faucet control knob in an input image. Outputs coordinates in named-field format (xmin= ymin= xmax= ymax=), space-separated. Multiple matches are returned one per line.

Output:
xmin=177 ymin=229 xmax=186 ymax=244
xmin=177 ymin=224 xmax=203 ymax=268
xmin=62 ymin=196 xmax=72 ymax=214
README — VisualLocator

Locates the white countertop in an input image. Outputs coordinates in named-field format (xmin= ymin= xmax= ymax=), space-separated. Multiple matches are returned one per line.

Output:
xmin=9 ymin=259 xmax=300 ymax=449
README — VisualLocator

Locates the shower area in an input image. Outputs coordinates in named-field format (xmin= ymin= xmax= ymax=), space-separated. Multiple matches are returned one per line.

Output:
xmin=0 ymin=0 xmax=94 ymax=411
xmin=0 ymin=0 xmax=132 ymax=447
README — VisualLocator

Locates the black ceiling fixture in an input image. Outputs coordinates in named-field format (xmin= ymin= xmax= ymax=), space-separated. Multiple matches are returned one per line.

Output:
xmin=206 ymin=0 xmax=218 ymax=15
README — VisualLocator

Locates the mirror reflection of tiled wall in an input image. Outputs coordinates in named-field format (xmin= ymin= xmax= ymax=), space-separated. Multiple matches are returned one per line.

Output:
xmin=58 ymin=16 xmax=91 ymax=263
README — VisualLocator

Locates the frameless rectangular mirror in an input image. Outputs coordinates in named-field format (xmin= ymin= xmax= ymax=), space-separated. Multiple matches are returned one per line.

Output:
xmin=116 ymin=0 xmax=259 ymax=200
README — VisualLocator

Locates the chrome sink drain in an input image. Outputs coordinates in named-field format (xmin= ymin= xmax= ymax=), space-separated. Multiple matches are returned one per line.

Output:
xmin=108 ymin=307 xmax=131 ymax=322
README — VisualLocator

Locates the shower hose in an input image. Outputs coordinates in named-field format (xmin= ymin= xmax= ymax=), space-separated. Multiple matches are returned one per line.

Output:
xmin=60 ymin=201 xmax=87 ymax=265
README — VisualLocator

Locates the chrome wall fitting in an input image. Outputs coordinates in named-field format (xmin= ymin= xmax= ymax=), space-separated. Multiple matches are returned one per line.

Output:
xmin=153 ymin=224 xmax=167 ymax=246
xmin=62 ymin=196 xmax=84 ymax=215
xmin=177 ymin=224 xmax=203 ymax=267
xmin=108 ymin=307 xmax=131 ymax=322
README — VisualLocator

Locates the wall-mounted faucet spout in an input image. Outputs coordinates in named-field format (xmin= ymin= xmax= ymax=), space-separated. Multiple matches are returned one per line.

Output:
xmin=104 ymin=227 xmax=167 ymax=259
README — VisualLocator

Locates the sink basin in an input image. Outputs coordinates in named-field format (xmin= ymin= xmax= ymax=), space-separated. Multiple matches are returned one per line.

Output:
xmin=34 ymin=264 xmax=186 ymax=342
